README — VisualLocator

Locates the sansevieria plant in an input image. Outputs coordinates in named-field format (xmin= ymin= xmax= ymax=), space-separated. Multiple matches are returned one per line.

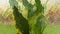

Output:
xmin=0 ymin=0 xmax=60 ymax=34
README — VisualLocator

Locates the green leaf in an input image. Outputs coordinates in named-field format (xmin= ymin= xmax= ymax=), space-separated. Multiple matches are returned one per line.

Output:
xmin=9 ymin=0 xmax=18 ymax=8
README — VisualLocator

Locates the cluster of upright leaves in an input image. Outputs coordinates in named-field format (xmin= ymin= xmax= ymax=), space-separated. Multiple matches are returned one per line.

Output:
xmin=9 ymin=0 xmax=46 ymax=34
